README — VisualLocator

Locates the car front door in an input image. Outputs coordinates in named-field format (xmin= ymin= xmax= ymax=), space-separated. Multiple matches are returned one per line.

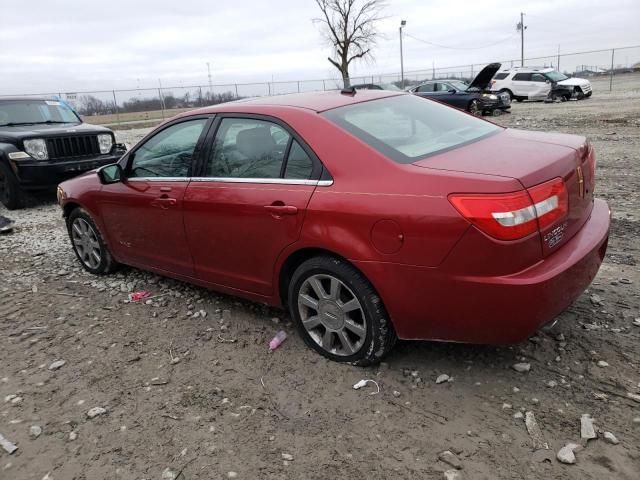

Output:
xmin=96 ymin=117 xmax=211 ymax=277
xmin=183 ymin=115 xmax=322 ymax=297
xmin=530 ymin=73 xmax=551 ymax=99
xmin=436 ymin=82 xmax=467 ymax=109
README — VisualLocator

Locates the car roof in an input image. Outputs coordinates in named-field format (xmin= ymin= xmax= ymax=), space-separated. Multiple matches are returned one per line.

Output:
xmin=499 ymin=67 xmax=553 ymax=73
xmin=0 ymin=96 xmax=57 ymax=102
xmin=188 ymin=90 xmax=404 ymax=114
xmin=421 ymin=79 xmax=464 ymax=83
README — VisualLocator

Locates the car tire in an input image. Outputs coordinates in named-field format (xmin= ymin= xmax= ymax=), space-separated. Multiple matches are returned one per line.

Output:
xmin=575 ymin=88 xmax=585 ymax=100
xmin=498 ymin=89 xmax=513 ymax=101
xmin=288 ymin=255 xmax=397 ymax=366
xmin=0 ymin=161 xmax=25 ymax=210
xmin=468 ymin=99 xmax=481 ymax=116
xmin=66 ymin=207 xmax=118 ymax=275
xmin=585 ymin=91 xmax=592 ymax=98
xmin=515 ymin=97 xmax=524 ymax=103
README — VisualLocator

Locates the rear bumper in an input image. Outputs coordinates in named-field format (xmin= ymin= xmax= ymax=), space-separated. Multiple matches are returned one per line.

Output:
xmin=13 ymin=152 xmax=123 ymax=190
xmin=355 ymin=198 xmax=610 ymax=344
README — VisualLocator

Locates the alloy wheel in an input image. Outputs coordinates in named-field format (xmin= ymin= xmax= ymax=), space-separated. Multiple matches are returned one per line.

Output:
xmin=71 ymin=218 xmax=102 ymax=269
xmin=297 ymin=274 xmax=367 ymax=356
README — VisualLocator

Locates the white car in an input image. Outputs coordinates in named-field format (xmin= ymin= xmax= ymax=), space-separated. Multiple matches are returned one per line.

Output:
xmin=490 ymin=67 xmax=592 ymax=102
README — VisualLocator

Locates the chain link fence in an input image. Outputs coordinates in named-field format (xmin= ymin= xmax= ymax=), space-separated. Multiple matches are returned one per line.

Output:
xmin=3 ymin=45 xmax=638 ymax=127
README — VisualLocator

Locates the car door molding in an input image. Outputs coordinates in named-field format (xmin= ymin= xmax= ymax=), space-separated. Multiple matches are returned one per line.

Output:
xmin=189 ymin=177 xmax=333 ymax=186
xmin=126 ymin=176 xmax=333 ymax=186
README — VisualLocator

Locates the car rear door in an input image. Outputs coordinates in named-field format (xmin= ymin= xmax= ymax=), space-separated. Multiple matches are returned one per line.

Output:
xmin=183 ymin=115 xmax=323 ymax=297
xmin=97 ymin=117 xmax=211 ymax=277
xmin=511 ymin=72 xmax=533 ymax=97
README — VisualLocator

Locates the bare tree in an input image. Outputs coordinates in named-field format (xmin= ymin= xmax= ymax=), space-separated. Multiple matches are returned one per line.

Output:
xmin=314 ymin=0 xmax=386 ymax=87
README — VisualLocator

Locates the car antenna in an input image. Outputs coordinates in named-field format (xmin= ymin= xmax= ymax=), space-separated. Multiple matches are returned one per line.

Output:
xmin=341 ymin=86 xmax=356 ymax=95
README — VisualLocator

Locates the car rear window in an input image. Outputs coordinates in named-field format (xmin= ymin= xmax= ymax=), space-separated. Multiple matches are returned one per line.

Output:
xmin=494 ymin=73 xmax=509 ymax=80
xmin=322 ymin=95 xmax=500 ymax=164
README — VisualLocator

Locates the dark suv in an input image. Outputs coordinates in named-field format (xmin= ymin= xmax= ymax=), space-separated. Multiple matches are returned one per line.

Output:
xmin=0 ymin=97 xmax=126 ymax=209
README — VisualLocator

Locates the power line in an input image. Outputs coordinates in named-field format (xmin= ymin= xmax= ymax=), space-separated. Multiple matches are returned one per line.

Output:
xmin=404 ymin=32 xmax=517 ymax=50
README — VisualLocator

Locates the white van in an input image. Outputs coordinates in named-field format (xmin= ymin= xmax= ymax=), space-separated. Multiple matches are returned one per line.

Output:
xmin=490 ymin=67 xmax=592 ymax=102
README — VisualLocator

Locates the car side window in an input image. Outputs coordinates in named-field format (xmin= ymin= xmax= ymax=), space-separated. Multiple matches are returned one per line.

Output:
xmin=284 ymin=140 xmax=313 ymax=180
xmin=513 ymin=73 xmax=531 ymax=81
xmin=416 ymin=83 xmax=435 ymax=93
xmin=531 ymin=73 xmax=547 ymax=82
xmin=494 ymin=73 xmax=509 ymax=80
xmin=207 ymin=118 xmax=291 ymax=178
xmin=129 ymin=119 xmax=207 ymax=178
xmin=436 ymin=83 xmax=451 ymax=92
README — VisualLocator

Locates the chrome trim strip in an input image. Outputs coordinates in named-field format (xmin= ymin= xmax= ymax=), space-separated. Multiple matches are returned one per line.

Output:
xmin=190 ymin=177 xmax=333 ymax=186
xmin=126 ymin=177 xmax=334 ymax=186
xmin=127 ymin=177 xmax=190 ymax=182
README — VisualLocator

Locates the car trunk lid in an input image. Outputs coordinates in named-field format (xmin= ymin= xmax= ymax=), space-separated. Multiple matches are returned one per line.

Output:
xmin=413 ymin=128 xmax=595 ymax=256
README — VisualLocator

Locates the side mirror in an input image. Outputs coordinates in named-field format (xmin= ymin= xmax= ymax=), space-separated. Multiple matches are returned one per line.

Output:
xmin=448 ymin=89 xmax=456 ymax=94
xmin=98 ymin=163 xmax=123 ymax=184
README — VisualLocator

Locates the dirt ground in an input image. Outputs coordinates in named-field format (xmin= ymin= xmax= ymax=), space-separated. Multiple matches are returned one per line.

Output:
xmin=1 ymin=74 xmax=639 ymax=480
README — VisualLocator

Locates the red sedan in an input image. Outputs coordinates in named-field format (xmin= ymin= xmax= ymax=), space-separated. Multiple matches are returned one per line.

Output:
xmin=57 ymin=90 xmax=610 ymax=365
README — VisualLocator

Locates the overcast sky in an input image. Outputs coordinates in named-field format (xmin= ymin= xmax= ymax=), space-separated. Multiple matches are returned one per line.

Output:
xmin=1 ymin=0 xmax=638 ymax=94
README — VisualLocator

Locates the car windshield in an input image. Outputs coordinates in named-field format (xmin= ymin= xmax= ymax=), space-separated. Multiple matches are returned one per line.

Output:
xmin=0 ymin=99 xmax=80 ymax=126
xmin=323 ymin=94 xmax=500 ymax=163
xmin=544 ymin=70 xmax=568 ymax=82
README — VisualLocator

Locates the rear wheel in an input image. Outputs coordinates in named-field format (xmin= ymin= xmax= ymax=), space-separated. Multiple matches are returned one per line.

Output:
xmin=66 ymin=208 xmax=118 ymax=274
xmin=288 ymin=255 xmax=396 ymax=366
xmin=468 ymin=99 xmax=481 ymax=116
xmin=0 ymin=162 xmax=25 ymax=210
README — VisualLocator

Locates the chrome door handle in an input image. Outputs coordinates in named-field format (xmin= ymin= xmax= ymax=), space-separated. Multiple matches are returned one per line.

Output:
xmin=264 ymin=205 xmax=298 ymax=216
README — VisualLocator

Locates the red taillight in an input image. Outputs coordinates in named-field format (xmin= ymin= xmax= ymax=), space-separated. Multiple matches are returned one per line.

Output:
xmin=449 ymin=178 xmax=568 ymax=241
xmin=528 ymin=178 xmax=568 ymax=229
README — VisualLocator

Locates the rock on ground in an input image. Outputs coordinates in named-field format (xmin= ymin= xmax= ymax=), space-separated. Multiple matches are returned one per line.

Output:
xmin=512 ymin=363 xmax=531 ymax=373
xmin=87 ymin=407 xmax=107 ymax=419
xmin=438 ymin=450 xmax=462 ymax=469
xmin=557 ymin=443 xmax=581 ymax=464
xmin=580 ymin=414 xmax=597 ymax=440
xmin=603 ymin=432 xmax=619 ymax=444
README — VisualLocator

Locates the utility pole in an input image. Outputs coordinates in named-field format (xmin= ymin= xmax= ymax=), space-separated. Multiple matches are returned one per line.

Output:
xmin=517 ymin=12 xmax=526 ymax=66
xmin=399 ymin=20 xmax=406 ymax=89
xmin=206 ymin=62 xmax=213 ymax=99
xmin=557 ymin=44 xmax=561 ymax=71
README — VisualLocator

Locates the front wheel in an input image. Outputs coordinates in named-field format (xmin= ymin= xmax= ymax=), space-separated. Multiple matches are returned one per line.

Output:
xmin=66 ymin=208 xmax=118 ymax=274
xmin=0 ymin=162 xmax=25 ymax=210
xmin=468 ymin=99 xmax=481 ymax=116
xmin=288 ymin=255 xmax=396 ymax=366
xmin=498 ymin=89 xmax=513 ymax=101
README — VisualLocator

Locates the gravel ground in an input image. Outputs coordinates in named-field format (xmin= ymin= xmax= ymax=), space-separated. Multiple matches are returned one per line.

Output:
xmin=1 ymin=74 xmax=639 ymax=480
